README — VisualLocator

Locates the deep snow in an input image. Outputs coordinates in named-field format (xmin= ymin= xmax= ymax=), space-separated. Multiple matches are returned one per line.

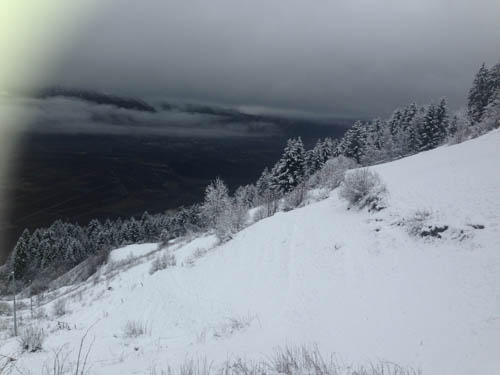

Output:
xmin=1 ymin=130 xmax=499 ymax=374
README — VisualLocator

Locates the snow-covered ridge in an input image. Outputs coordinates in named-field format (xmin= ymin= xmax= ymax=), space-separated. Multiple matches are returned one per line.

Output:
xmin=1 ymin=130 xmax=499 ymax=375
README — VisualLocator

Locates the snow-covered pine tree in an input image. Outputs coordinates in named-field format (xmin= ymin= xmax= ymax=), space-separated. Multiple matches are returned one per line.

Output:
xmin=12 ymin=229 xmax=31 ymax=279
xmin=489 ymin=62 xmax=500 ymax=96
xmin=322 ymin=137 xmax=339 ymax=160
xmin=338 ymin=121 xmax=367 ymax=164
xmin=388 ymin=108 xmax=404 ymax=136
xmin=86 ymin=219 xmax=103 ymax=254
xmin=304 ymin=141 xmax=321 ymax=177
xmin=255 ymin=166 xmax=280 ymax=216
xmin=141 ymin=211 xmax=156 ymax=241
xmin=405 ymin=106 xmax=424 ymax=153
xmin=65 ymin=238 xmax=86 ymax=266
xmin=271 ymin=137 xmax=306 ymax=193
xmin=256 ymin=167 xmax=271 ymax=198
xmin=436 ymin=98 xmax=449 ymax=139
xmin=397 ymin=102 xmax=419 ymax=155
xmin=468 ymin=63 xmax=493 ymax=123
xmin=128 ymin=217 xmax=142 ymax=243
xmin=419 ymin=104 xmax=440 ymax=150
xmin=234 ymin=184 xmax=257 ymax=209
xmin=200 ymin=177 xmax=232 ymax=229
xmin=361 ymin=120 xmax=380 ymax=164
xmin=480 ymin=89 xmax=500 ymax=131
xmin=27 ymin=228 xmax=42 ymax=271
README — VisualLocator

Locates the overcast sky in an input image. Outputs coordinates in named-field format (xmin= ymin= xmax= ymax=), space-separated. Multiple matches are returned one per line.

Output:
xmin=43 ymin=0 xmax=500 ymax=118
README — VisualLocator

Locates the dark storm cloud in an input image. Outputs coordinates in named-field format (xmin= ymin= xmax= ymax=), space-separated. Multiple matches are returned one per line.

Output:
xmin=0 ymin=94 xmax=287 ymax=137
xmin=0 ymin=95 xmax=312 ymax=138
xmin=41 ymin=0 xmax=500 ymax=118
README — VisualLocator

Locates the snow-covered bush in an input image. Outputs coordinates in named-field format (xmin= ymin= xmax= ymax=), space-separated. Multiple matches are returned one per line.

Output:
xmin=308 ymin=156 xmax=358 ymax=190
xmin=149 ymin=251 xmax=176 ymax=275
xmin=283 ymin=183 xmax=306 ymax=211
xmin=201 ymin=177 xmax=232 ymax=229
xmin=215 ymin=213 xmax=235 ymax=244
xmin=0 ymin=301 xmax=11 ymax=316
xmin=213 ymin=314 xmax=256 ymax=339
xmin=405 ymin=210 xmax=432 ymax=237
xmin=159 ymin=229 xmax=170 ymax=248
xmin=34 ymin=307 xmax=47 ymax=320
xmin=123 ymin=320 xmax=146 ymax=337
xmin=52 ymin=298 xmax=67 ymax=317
xmin=184 ymin=247 xmax=209 ymax=267
xmin=339 ymin=169 xmax=387 ymax=210
xmin=252 ymin=206 xmax=270 ymax=223
xmin=19 ymin=325 xmax=45 ymax=352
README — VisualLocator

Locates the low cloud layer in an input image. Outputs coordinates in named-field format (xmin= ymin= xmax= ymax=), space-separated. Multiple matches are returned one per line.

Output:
xmin=29 ymin=0 xmax=500 ymax=118
xmin=1 ymin=94 xmax=349 ymax=138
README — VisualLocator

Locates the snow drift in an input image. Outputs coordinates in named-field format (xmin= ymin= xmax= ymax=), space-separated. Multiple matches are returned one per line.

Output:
xmin=1 ymin=131 xmax=499 ymax=375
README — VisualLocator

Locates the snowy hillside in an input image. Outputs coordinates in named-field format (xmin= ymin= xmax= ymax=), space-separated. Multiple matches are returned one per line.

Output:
xmin=1 ymin=131 xmax=499 ymax=374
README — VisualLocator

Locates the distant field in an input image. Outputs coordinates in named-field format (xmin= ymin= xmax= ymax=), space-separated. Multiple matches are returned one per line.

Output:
xmin=1 ymin=127 xmax=344 ymax=262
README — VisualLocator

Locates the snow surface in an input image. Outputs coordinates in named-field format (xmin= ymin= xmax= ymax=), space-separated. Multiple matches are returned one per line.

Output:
xmin=109 ymin=243 xmax=159 ymax=262
xmin=2 ymin=131 xmax=499 ymax=374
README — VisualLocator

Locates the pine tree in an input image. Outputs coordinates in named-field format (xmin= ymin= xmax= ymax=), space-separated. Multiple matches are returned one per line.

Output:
xmin=256 ymin=167 xmax=272 ymax=197
xmin=128 ymin=217 xmax=142 ymax=243
xmin=86 ymin=219 xmax=102 ymax=254
xmin=271 ymin=138 xmax=306 ymax=193
xmin=12 ymin=229 xmax=31 ymax=279
xmin=481 ymin=90 xmax=500 ymax=131
xmin=388 ymin=109 xmax=404 ymax=136
xmin=255 ymin=167 xmax=279 ymax=215
xmin=489 ymin=62 xmax=500 ymax=96
xmin=468 ymin=63 xmax=492 ymax=123
xmin=419 ymin=104 xmax=446 ymax=150
xmin=436 ymin=98 xmax=449 ymax=138
xmin=141 ymin=211 xmax=156 ymax=241
xmin=304 ymin=144 xmax=320 ymax=178
xmin=338 ymin=121 xmax=366 ymax=164
xmin=321 ymin=137 xmax=339 ymax=160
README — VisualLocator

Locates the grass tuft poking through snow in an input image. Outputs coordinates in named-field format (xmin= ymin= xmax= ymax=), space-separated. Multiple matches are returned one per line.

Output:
xmin=123 ymin=320 xmax=147 ymax=338
xmin=19 ymin=325 xmax=45 ymax=352
xmin=148 ymin=345 xmax=419 ymax=375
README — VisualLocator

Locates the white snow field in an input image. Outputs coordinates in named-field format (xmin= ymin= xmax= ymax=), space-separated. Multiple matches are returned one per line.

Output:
xmin=2 ymin=130 xmax=499 ymax=374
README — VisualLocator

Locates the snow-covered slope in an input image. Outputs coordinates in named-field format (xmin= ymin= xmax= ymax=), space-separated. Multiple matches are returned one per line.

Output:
xmin=2 ymin=131 xmax=500 ymax=374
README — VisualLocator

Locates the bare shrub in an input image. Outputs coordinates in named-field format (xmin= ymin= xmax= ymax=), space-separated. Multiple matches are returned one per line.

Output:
xmin=42 ymin=323 xmax=95 ymax=375
xmin=213 ymin=314 xmax=256 ymax=339
xmin=339 ymin=169 xmax=387 ymax=210
xmin=52 ymin=298 xmax=67 ymax=317
xmin=123 ymin=320 xmax=146 ymax=337
xmin=19 ymin=325 xmax=45 ymax=352
xmin=149 ymin=251 xmax=176 ymax=275
xmin=43 ymin=346 xmax=72 ymax=375
xmin=0 ymin=350 xmax=18 ymax=374
xmin=184 ymin=248 xmax=209 ymax=267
